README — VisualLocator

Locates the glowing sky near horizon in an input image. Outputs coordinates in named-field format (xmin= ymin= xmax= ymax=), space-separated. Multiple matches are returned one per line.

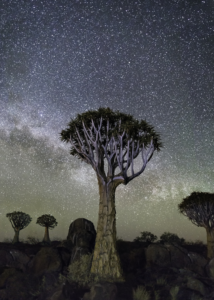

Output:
xmin=0 ymin=0 xmax=214 ymax=243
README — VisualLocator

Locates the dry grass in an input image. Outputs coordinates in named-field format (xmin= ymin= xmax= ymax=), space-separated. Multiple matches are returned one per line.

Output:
xmin=133 ymin=285 xmax=150 ymax=300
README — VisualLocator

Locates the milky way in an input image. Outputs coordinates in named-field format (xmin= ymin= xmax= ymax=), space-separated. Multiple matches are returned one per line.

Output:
xmin=0 ymin=0 xmax=214 ymax=243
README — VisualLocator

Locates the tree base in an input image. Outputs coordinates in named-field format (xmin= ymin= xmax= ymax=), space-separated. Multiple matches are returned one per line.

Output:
xmin=89 ymin=273 xmax=125 ymax=285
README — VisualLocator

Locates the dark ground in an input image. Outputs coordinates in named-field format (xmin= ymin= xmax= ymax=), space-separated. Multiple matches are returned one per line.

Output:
xmin=0 ymin=240 xmax=208 ymax=300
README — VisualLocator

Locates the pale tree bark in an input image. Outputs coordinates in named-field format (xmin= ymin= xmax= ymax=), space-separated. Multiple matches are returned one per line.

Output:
xmin=90 ymin=177 xmax=125 ymax=282
xmin=43 ymin=226 xmax=50 ymax=243
xmin=12 ymin=228 xmax=20 ymax=244
xmin=206 ymin=227 xmax=214 ymax=259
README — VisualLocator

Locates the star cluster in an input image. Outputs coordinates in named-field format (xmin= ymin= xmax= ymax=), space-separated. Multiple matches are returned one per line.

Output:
xmin=0 ymin=0 xmax=214 ymax=243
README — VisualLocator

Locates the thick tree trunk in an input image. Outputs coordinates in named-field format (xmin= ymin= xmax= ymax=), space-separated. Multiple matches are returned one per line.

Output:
xmin=43 ymin=226 xmax=50 ymax=243
xmin=90 ymin=177 xmax=125 ymax=283
xmin=12 ymin=228 xmax=20 ymax=244
xmin=206 ymin=228 xmax=214 ymax=259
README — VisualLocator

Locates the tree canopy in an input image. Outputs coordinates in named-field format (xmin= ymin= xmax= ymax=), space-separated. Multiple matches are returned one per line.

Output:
xmin=133 ymin=231 xmax=157 ymax=243
xmin=6 ymin=211 xmax=32 ymax=230
xmin=36 ymin=214 xmax=58 ymax=229
xmin=61 ymin=107 xmax=162 ymax=185
xmin=178 ymin=192 xmax=214 ymax=228
xmin=160 ymin=232 xmax=185 ymax=244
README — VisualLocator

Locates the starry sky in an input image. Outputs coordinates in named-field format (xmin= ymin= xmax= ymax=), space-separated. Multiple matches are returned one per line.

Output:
xmin=1 ymin=0 xmax=214 ymax=244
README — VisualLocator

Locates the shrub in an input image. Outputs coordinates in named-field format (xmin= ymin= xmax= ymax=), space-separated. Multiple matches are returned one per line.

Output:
xmin=170 ymin=286 xmax=179 ymax=300
xmin=156 ymin=277 xmax=167 ymax=285
xmin=133 ymin=285 xmax=150 ymax=300
xmin=116 ymin=236 xmax=124 ymax=242
xmin=52 ymin=237 xmax=63 ymax=241
xmin=67 ymin=253 xmax=94 ymax=288
xmin=154 ymin=290 xmax=160 ymax=300
xmin=159 ymin=232 xmax=185 ymax=245
xmin=3 ymin=238 xmax=12 ymax=243
xmin=133 ymin=231 xmax=158 ymax=243
xmin=26 ymin=236 xmax=40 ymax=244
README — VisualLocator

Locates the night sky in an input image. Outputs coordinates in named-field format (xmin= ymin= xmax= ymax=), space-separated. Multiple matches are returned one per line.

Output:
xmin=1 ymin=0 xmax=214 ymax=244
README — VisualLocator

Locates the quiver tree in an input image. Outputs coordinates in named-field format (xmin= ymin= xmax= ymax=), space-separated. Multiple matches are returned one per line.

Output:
xmin=61 ymin=107 xmax=162 ymax=282
xmin=36 ymin=214 xmax=58 ymax=243
xmin=6 ymin=211 xmax=32 ymax=244
xmin=178 ymin=192 xmax=214 ymax=259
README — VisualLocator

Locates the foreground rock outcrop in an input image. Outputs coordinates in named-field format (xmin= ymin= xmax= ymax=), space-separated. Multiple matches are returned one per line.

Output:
xmin=0 ymin=219 xmax=213 ymax=300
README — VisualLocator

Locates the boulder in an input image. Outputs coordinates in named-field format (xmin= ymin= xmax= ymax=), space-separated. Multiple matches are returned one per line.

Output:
xmin=0 ymin=267 xmax=21 ymax=289
xmin=146 ymin=243 xmax=208 ymax=274
xmin=164 ymin=243 xmax=192 ymax=268
xmin=176 ymin=287 xmax=203 ymax=300
xmin=29 ymin=247 xmax=62 ymax=275
xmin=67 ymin=218 xmax=96 ymax=263
xmin=0 ymin=250 xmax=14 ymax=268
xmin=67 ymin=218 xmax=96 ymax=249
xmin=57 ymin=247 xmax=72 ymax=267
xmin=145 ymin=244 xmax=171 ymax=267
xmin=0 ymin=289 xmax=7 ymax=300
xmin=8 ymin=249 xmax=31 ymax=271
xmin=82 ymin=282 xmax=117 ymax=300
xmin=205 ymin=257 xmax=214 ymax=279
xmin=188 ymin=252 xmax=208 ymax=276
xmin=5 ymin=271 xmax=42 ymax=300
xmin=186 ymin=276 xmax=211 ymax=296
xmin=57 ymin=239 xmax=74 ymax=252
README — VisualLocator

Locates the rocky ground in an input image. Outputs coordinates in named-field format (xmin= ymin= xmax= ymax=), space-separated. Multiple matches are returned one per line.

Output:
xmin=0 ymin=239 xmax=213 ymax=300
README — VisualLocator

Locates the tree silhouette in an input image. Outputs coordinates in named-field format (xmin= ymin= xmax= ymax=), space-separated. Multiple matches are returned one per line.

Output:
xmin=178 ymin=191 xmax=214 ymax=258
xmin=133 ymin=231 xmax=158 ymax=243
xmin=61 ymin=107 xmax=162 ymax=282
xmin=159 ymin=232 xmax=185 ymax=245
xmin=36 ymin=214 xmax=58 ymax=243
xmin=6 ymin=211 xmax=32 ymax=244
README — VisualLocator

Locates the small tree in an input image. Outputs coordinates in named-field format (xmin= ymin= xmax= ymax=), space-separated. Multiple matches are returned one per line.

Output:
xmin=159 ymin=232 xmax=185 ymax=245
xmin=133 ymin=231 xmax=157 ymax=243
xmin=6 ymin=211 xmax=32 ymax=244
xmin=61 ymin=107 xmax=162 ymax=282
xmin=36 ymin=214 xmax=58 ymax=243
xmin=178 ymin=192 xmax=214 ymax=258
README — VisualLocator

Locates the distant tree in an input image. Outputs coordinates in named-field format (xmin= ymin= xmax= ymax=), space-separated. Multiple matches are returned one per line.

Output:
xmin=36 ymin=214 xmax=58 ymax=243
xmin=178 ymin=191 xmax=214 ymax=258
xmin=133 ymin=231 xmax=158 ymax=243
xmin=6 ymin=211 xmax=32 ymax=244
xmin=61 ymin=107 xmax=162 ymax=282
xmin=159 ymin=232 xmax=185 ymax=245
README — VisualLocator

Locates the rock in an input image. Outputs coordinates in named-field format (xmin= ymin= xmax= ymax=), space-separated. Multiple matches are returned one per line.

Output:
xmin=146 ymin=243 xmax=207 ymax=273
xmin=176 ymin=287 xmax=203 ymax=300
xmin=5 ymin=271 xmax=42 ymax=300
xmin=29 ymin=247 xmax=62 ymax=275
xmin=0 ymin=250 xmax=14 ymax=267
xmin=166 ymin=243 xmax=192 ymax=268
xmin=205 ymin=257 xmax=214 ymax=279
xmin=8 ymin=249 xmax=31 ymax=271
xmin=187 ymin=252 xmax=208 ymax=276
xmin=0 ymin=267 xmax=21 ymax=289
xmin=57 ymin=239 xmax=74 ymax=252
xmin=82 ymin=282 xmax=117 ymax=300
xmin=67 ymin=218 xmax=96 ymax=263
xmin=145 ymin=244 xmax=171 ymax=267
xmin=186 ymin=276 xmax=211 ymax=296
xmin=67 ymin=218 xmax=96 ymax=249
xmin=57 ymin=247 xmax=72 ymax=267
xmin=0 ymin=288 xmax=7 ymax=300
